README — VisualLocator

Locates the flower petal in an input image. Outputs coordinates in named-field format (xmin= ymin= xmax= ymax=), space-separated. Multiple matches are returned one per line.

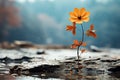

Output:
xmin=74 ymin=8 xmax=79 ymax=16
xmin=71 ymin=44 xmax=77 ymax=48
xmin=73 ymin=40 xmax=79 ymax=46
xmin=72 ymin=27 xmax=76 ymax=35
xmin=86 ymin=30 xmax=90 ymax=36
xmin=86 ymin=30 xmax=97 ymax=38
xmin=69 ymin=12 xmax=77 ymax=18
xmin=82 ymin=17 xmax=89 ymax=22
xmin=80 ymin=8 xmax=86 ymax=16
xmin=81 ymin=49 xmax=86 ymax=53
xmin=82 ymin=42 xmax=87 ymax=46
xmin=76 ymin=20 xmax=83 ymax=24
xmin=82 ymin=12 xmax=90 ymax=18
xmin=69 ymin=8 xmax=90 ymax=23
xmin=69 ymin=17 xmax=77 ymax=22
xmin=89 ymin=31 xmax=97 ymax=38
xmin=90 ymin=24 xmax=94 ymax=30
xmin=66 ymin=25 xmax=73 ymax=31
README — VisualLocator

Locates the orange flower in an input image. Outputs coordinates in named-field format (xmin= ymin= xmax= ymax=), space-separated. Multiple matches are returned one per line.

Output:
xmin=71 ymin=40 xmax=87 ymax=48
xmin=86 ymin=24 xmax=97 ymax=38
xmin=66 ymin=22 xmax=76 ymax=35
xmin=69 ymin=8 xmax=90 ymax=24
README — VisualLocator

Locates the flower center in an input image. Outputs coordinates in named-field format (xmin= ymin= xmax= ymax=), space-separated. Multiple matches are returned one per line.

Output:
xmin=78 ymin=16 xmax=82 ymax=20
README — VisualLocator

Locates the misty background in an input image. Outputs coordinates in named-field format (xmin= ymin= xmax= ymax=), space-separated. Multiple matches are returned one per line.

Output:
xmin=0 ymin=0 xmax=120 ymax=48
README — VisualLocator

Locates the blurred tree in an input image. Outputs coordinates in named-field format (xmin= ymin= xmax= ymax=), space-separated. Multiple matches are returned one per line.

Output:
xmin=0 ymin=0 xmax=20 ymax=41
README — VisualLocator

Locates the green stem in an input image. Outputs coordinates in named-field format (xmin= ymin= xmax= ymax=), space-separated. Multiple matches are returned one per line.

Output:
xmin=77 ymin=46 xmax=80 ymax=62
xmin=81 ymin=24 xmax=84 ymax=42
xmin=77 ymin=24 xmax=84 ymax=63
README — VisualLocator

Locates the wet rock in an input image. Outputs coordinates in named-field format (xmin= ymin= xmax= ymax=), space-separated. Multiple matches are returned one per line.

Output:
xmin=14 ymin=41 xmax=38 ymax=48
xmin=102 ymin=55 xmax=110 ymax=57
xmin=90 ymin=45 xmax=102 ymax=52
xmin=108 ymin=66 xmax=120 ymax=78
xmin=108 ymin=72 xmax=120 ymax=78
xmin=84 ymin=58 xmax=101 ymax=62
xmin=21 ymin=56 xmax=32 ymax=60
xmin=65 ymin=57 xmax=76 ymax=60
xmin=14 ymin=56 xmax=32 ymax=63
xmin=91 ymin=49 xmax=102 ymax=52
xmin=83 ymin=67 xmax=105 ymax=76
xmin=101 ymin=59 xmax=119 ymax=62
xmin=24 ymin=64 xmax=60 ymax=73
xmin=108 ymin=66 xmax=120 ymax=72
xmin=84 ymin=61 xmax=97 ymax=65
xmin=0 ymin=47 xmax=120 ymax=79
xmin=63 ymin=61 xmax=75 ymax=64
xmin=84 ymin=76 xmax=97 ymax=80
xmin=36 ymin=51 xmax=45 ymax=55
xmin=74 ymin=59 xmax=82 ymax=62
xmin=10 ymin=65 xmax=23 ymax=75
xmin=0 ymin=56 xmax=32 ymax=64
xmin=0 ymin=67 xmax=9 ymax=74
xmin=0 ymin=57 xmax=13 ymax=64
xmin=114 ymin=63 xmax=120 ymax=66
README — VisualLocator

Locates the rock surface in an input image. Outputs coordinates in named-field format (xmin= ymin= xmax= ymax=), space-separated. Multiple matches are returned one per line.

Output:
xmin=0 ymin=48 xmax=120 ymax=80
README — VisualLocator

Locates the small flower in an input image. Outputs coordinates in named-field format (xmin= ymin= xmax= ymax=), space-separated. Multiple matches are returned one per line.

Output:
xmin=66 ymin=22 xmax=76 ymax=35
xmin=69 ymin=8 xmax=90 ymax=24
xmin=71 ymin=40 xmax=87 ymax=48
xmin=86 ymin=24 xmax=97 ymax=38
